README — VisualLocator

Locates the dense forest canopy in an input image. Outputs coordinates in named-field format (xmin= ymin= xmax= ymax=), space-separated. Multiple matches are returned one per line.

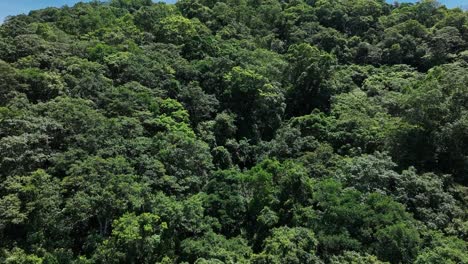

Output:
xmin=0 ymin=0 xmax=467 ymax=263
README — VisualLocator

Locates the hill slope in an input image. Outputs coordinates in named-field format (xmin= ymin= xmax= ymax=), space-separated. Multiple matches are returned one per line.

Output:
xmin=0 ymin=0 xmax=467 ymax=263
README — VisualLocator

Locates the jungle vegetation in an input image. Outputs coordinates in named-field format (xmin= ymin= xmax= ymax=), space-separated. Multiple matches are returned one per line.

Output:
xmin=0 ymin=0 xmax=467 ymax=263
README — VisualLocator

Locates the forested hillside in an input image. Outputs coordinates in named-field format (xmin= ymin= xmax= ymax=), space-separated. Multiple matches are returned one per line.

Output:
xmin=0 ymin=0 xmax=467 ymax=263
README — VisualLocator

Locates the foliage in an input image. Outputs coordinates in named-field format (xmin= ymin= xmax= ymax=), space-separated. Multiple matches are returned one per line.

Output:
xmin=0 ymin=0 xmax=467 ymax=263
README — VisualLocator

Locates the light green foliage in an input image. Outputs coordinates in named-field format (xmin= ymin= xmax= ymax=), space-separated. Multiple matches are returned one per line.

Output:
xmin=94 ymin=212 xmax=167 ymax=264
xmin=158 ymin=15 xmax=198 ymax=44
xmin=181 ymin=231 xmax=252 ymax=263
xmin=253 ymin=227 xmax=320 ymax=264
xmin=335 ymin=153 xmax=462 ymax=229
xmin=414 ymin=234 xmax=468 ymax=264
xmin=330 ymin=251 xmax=388 ymax=264
xmin=2 ymin=248 xmax=43 ymax=264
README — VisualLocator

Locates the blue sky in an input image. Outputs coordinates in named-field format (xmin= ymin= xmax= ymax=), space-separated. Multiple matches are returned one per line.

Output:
xmin=390 ymin=0 xmax=468 ymax=8
xmin=0 ymin=0 xmax=170 ymax=22
xmin=0 ymin=0 xmax=466 ymax=23
xmin=0 ymin=0 xmax=88 ymax=22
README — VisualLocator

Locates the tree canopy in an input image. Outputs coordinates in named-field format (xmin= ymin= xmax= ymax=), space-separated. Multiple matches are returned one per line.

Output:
xmin=0 ymin=0 xmax=467 ymax=263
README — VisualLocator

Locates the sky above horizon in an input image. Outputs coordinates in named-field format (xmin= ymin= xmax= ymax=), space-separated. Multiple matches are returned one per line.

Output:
xmin=0 ymin=0 xmax=466 ymax=23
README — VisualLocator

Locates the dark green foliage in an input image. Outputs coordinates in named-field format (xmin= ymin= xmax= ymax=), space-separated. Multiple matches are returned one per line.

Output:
xmin=0 ymin=0 xmax=467 ymax=263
